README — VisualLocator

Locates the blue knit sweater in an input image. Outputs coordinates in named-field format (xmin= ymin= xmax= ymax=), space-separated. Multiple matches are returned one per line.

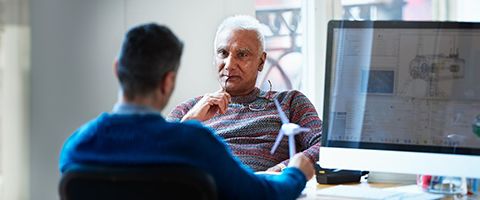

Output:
xmin=59 ymin=112 xmax=307 ymax=200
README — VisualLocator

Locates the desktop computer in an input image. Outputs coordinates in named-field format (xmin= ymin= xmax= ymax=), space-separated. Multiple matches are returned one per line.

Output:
xmin=319 ymin=20 xmax=480 ymax=179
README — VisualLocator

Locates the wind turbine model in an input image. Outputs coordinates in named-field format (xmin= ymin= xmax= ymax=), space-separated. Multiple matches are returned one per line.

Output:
xmin=270 ymin=98 xmax=310 ymax=158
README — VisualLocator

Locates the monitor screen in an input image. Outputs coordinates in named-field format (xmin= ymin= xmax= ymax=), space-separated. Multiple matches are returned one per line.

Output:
xmin=320 ymin=20 xmax=480 ymax=178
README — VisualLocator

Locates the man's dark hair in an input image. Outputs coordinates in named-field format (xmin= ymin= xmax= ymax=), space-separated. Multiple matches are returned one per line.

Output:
xmin=117 ymin=23 xmax=183 ymax=99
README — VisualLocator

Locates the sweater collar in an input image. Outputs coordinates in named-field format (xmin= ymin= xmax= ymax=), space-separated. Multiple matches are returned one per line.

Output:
xmin=112 ymin=102 xmax=162 ymax=116
xmin=230 ymin=87 xmax=274 ymax=104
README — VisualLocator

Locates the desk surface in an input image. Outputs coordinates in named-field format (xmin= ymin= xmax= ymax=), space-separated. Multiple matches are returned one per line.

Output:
xmin=300 ymin=177 xmax=404 ymax=200
xmin=299 ymin=177 xmax=473 ymax=200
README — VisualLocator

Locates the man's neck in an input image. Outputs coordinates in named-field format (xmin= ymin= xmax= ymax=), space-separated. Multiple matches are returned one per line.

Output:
xmin=230 ymin=87 xmax=256 ymax=97
xmin=119 ymin=94 xmax=163 ymax=112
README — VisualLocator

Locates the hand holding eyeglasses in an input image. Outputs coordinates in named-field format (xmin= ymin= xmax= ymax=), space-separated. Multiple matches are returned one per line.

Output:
xmin=181 ymin=89 xmax=231 ymax=122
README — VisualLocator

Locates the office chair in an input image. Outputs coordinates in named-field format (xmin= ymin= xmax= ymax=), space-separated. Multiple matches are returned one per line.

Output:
xmin=59 ymin=164 xmax=217 ymax=200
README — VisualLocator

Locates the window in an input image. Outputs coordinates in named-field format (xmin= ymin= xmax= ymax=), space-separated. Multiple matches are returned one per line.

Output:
xmin=255 ymin=0 xmax=304 ymax=91
xmin=450 ymin=0 xmax=480 ymax=22
xmin=341 ymin=0 xmax=432 ymax=21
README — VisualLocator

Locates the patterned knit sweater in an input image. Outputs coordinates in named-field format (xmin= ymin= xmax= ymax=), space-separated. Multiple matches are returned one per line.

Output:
xmin=168 ymin=88 xmax=322 ymax=171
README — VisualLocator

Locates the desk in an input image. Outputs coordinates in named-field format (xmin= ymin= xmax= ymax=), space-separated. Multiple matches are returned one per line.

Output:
xmin=299 ymin=177 xmax=472 ymax=200
xmin=300 ymin=177 xmax=404 ymax=199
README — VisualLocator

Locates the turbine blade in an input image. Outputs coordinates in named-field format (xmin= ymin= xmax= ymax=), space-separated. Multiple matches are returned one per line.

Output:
xmin=274 ymin=98 xmax=289 ymax=124
xmin=293 ymin=127 xmax=310 ymax=134
xmin=270 ymin=130 xmax=285 ymax=154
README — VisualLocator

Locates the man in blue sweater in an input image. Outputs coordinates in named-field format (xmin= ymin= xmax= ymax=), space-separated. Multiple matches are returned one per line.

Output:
xmin=59 ymin=23 xmax=314 ymax=199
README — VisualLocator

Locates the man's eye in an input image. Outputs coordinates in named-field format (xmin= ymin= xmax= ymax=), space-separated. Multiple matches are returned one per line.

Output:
xmin=217 ymin=50 xmax=228 ymax=58
xmin=238 ymin=51 xmax=248 ymax=58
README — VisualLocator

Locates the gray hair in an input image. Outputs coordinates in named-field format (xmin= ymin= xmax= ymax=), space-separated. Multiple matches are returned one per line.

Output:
xmin=214 ymin=15 xmax=266 ymax=53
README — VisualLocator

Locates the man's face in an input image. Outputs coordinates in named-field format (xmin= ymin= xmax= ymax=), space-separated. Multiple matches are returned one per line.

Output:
xmin=215 ymin=29 xmax=265 ymax=96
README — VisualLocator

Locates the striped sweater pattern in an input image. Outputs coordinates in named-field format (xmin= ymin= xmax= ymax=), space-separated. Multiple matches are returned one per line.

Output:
xmin=168 ymin=88 xmax=322 ymax=171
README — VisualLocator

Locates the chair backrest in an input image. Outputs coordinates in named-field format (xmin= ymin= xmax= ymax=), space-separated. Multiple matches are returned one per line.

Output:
xmin=59 ymin=164 xmax=217 ymax=200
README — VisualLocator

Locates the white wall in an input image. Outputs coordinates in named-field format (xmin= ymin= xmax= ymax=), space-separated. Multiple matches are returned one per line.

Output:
xmin=29 ymin=0 xmax=253 ymax=199
xmin=30 ymin=1 xmax=124 ymax=199
xmin=122 ymin=0 xmax=254 ymax=113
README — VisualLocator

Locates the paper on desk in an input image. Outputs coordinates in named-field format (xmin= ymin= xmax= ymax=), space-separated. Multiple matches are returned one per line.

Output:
xmin=316 ymin=185 xmax=403 ymax=199
xmin=382 ymin=184 xmax=444 ymax=200
xmin=316 ymin=185 xmax=444 ymax=200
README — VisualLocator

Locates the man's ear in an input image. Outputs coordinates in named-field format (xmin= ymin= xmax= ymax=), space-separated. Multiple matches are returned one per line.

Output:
xmin=113 ymin=59 xmax=119 ymax=78
xmin=160 ymin=71 xmax=176 ymax=95
xmin=258 ymin=52 xmax=266 ymax=71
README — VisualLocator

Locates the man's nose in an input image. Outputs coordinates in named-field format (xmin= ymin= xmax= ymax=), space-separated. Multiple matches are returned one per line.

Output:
xmin=224 ymin=55 xmax=237 ymax=72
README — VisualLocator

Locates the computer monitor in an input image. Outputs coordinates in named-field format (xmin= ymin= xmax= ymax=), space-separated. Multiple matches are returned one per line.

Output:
xmin=319 ymin=20 xmax=480 ymax=178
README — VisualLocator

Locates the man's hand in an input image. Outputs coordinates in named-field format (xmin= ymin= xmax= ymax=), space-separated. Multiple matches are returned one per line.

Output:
xmin=287 ymin=153 xmax=315 ymax=180
xmin=266 ymin=163 xmax=287 ymax=172
xmin=181 ymin=89 xmax=231 ymax=122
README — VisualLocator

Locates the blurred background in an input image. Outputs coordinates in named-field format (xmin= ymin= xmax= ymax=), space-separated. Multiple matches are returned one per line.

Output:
xmin=1 ymin=0 xmax=479 ymax=199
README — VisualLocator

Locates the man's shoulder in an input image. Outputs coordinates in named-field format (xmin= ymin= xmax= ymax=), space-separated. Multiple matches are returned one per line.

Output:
xmin=76 ymin=113 xmax=213 ymax=138
xmin=274 ymin=89 xmax=309 ymax=101
xmin=176 ymin=96 xmax=204 ymax=107
xmin=167 ymin=96 xmax=204 ymax=120
xmin=73 ymin=113 xmax=111 ymax=135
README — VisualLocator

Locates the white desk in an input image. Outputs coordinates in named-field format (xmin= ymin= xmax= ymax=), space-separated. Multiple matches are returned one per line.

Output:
xmin=298 ymin=176 xmax=474 ymax=200
xmin=299 ymin=177 xmax=404 ymax=199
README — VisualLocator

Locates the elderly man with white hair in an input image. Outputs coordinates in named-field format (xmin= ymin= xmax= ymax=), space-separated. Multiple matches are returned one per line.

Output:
xmin=168 ymin=15 xmax=322 ymax=172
